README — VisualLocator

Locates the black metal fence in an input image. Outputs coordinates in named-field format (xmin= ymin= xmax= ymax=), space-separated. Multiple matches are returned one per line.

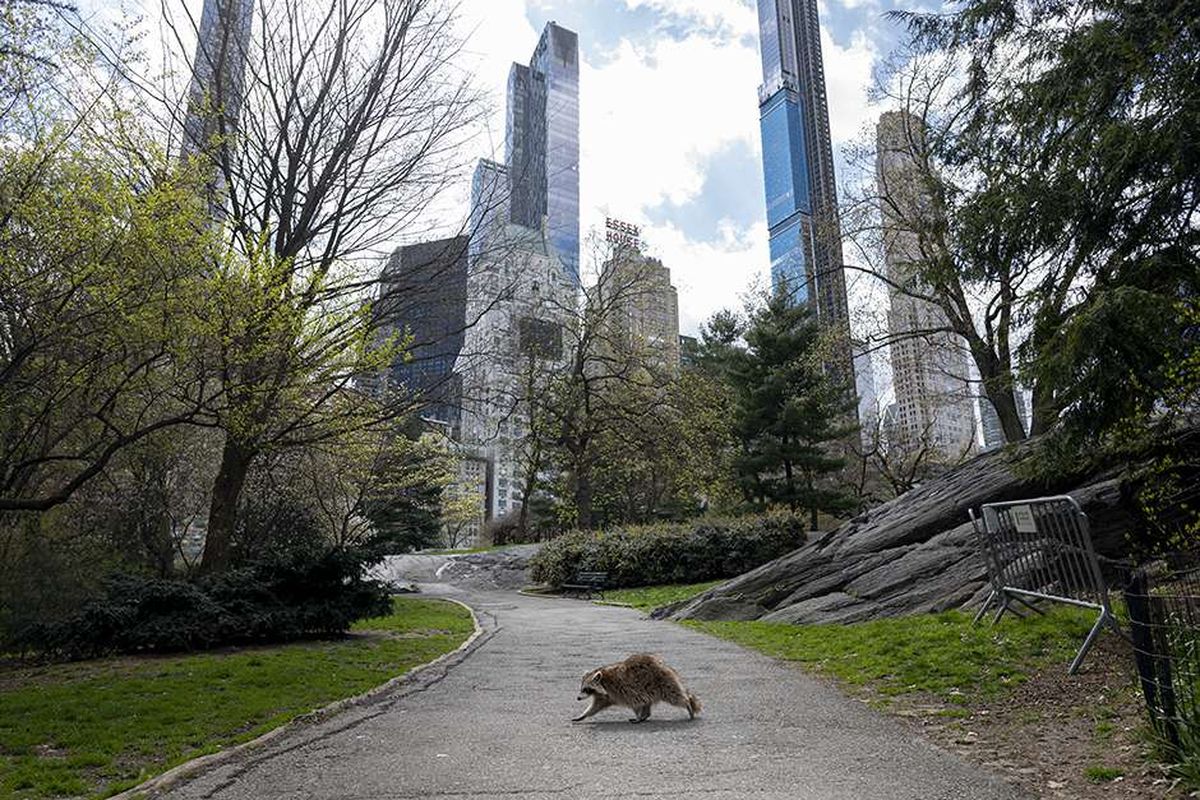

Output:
xmin=1124 ymin=558 xmax=1200 ymax=757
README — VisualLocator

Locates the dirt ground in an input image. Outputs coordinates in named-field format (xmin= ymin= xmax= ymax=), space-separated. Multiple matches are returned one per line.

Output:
xmin=879 ymin=636 xmax=1186 ymax=799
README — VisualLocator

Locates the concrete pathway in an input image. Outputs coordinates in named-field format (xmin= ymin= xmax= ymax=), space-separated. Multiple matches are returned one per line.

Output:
xmin=160 ymin=587 xmax=1028 ymax=800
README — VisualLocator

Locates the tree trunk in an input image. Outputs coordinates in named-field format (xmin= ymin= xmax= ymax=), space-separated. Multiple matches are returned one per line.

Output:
xmin=810 ymin=507 xmax=819 ymax=532
xmin=574 ymin=468 xmax=594 ymax=530
xmin=200 ymin=436 xmax=256 ymax=574
xmin=1028 ymin=380 xmax=1057 ymax=436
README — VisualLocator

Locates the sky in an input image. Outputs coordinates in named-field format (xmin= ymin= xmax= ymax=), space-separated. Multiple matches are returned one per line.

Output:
xmin=451 ymin=0 xmax=921 ymax=336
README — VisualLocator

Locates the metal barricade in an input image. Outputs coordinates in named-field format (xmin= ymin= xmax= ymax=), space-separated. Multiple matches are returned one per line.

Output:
xmin=970 ymin=495 xmax=1123 ymax=674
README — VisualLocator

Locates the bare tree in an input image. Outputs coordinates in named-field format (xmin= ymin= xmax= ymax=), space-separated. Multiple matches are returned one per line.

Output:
xmin=543 ymin=233 xmax=682 ymax=529
xmin=157 ymin=0 xmax=484 ymax=572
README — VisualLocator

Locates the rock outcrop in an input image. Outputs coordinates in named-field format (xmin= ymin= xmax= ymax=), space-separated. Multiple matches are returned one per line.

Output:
xmin=671 ymin=442 xmax=1141 ymax=624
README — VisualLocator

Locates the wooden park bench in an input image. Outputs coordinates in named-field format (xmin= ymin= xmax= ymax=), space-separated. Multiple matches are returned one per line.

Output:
xmin=562 ymin=571 xmax=608 ymax=599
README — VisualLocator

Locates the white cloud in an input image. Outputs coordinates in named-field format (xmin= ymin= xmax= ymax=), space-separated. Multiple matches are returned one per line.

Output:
xmin=579 ymin=34 xmax=760 ymax=216
xmin=454 ymin=0 xmax=541 ymax=158
xmin=621 ymin=0 xmax=758 ymax=38
xmin=640 ymin=220 xmax=769 ymax=334
xmin=821 ymin=27 xmax=879 ymax=146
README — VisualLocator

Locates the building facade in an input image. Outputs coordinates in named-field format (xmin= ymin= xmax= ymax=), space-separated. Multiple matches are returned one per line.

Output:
xmin=979 ymin=390 xmax=1032 ymax=451
xmin=754 ymin=0 xmax=852 ymax=372
xmin=183 ymin=0 xmax=255 ymax=160
xmin=374 ymin=237 xmax=470 ymax=426
xmin=454 ymin=223 xmax=576 ymax=521
xmin=601 ymin=219 xmax=681 ymax=372
xmin=469 ymin=159 xmax=509 ymax=265
xmin=877 ymin=111 xmax=976 ymax=459
xmin=505 ymin=22 xmax=580 ymax=284
xmin=852 ymin=340 xmax=878 ymax=447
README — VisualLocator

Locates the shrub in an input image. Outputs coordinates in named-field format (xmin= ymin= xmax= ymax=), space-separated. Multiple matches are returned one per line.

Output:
xmin=529 ymin=513 xmax=806 ymax=589
xmin=14 ymin=548 xmax=392 ymax=660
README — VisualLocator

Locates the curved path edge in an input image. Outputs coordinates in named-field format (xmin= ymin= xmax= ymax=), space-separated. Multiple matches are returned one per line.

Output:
xmin=111 ymin=597 xmax=493 ymax=800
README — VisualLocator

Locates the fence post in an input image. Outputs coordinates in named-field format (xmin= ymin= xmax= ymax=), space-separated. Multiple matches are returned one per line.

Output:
xmin=1125 ymin=567 xmax=1180 ymax=749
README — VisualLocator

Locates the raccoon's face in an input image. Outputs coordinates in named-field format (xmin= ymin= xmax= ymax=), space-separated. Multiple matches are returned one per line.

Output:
xmin=577 ymin=670 xmax=607 ymax=701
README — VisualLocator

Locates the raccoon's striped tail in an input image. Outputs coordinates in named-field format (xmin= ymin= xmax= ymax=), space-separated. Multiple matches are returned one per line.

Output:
xmin=686 ymin=692 xmax=702 ymax=718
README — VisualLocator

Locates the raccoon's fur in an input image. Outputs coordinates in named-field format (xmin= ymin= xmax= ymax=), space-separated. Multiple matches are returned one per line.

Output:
xmin=573 ymin=653 xmax=702 ymax=723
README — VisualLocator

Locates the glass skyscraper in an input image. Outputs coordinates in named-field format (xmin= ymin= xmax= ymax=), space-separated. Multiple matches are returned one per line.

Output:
xmin=505 ymin=22 xmax=580 ymax=284
xmin=755 ymin=0 xmax=853 ymax=371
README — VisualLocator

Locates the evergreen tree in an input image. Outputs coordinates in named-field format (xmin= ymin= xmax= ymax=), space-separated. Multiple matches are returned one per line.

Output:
xmin=724 ymin=287 xmax=857 ymax=529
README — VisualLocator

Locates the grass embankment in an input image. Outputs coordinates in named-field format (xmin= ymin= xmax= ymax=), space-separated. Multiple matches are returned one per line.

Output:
xmin=687 ymin=608 xmax=1096 ymax=702
xmin=0 ymin=597 xmax=473 ymax=800
xmin=600 ymin=581 xmax=725 ymax=611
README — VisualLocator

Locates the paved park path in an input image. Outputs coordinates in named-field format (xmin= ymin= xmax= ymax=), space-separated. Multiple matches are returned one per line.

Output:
xmin=161 ymin=587 xmax=1028 ymax=800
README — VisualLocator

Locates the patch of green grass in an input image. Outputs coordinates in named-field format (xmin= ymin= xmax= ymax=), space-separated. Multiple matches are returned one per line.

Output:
xmin=686 ymin=607 xmax=1095 ymax=702
xmin=1084 ymin=765 xmax=1124 ymax=782
xmin=0 ymin=597 xmax=472 ymax=800
xmin=601 ymin=581 xmax=726 ymax=612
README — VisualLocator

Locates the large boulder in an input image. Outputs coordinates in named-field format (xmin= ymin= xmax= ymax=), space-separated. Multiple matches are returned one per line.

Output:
xmin=672 ymin=441 xmax=1143 ymax=624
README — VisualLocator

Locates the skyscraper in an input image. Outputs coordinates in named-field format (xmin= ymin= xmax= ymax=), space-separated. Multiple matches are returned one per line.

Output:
xmin=505 ymin=22 xmax=580 ymax=284
xmin=754 ymin=0 xmax=850 ymax=345
xmin=601 ymin=218 xmax=681 ymax=372
xmin=877 ymin=111 xmax=976 ymax=460
xmin=375 ymin=237 xmax=470 ymax=427
xmin=182 ymin=0 xmax=255 ymax=161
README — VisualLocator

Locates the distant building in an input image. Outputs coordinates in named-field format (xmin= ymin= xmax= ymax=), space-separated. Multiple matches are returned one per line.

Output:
xmin=182 ymin=0 xmax=254 ymax=203
xmin=455 ymin=223 xmax=576 ymax=521
xmin=679 ymin=335 xmax=700 ymax=368
xmin=374 ymin=237 xmax=470 ymax=427
xmin=469 ymin=159 xmax=509 ymax=265
xmin=853 ymin=341 xmax=878 ymax=448
xmin=979 ymin=389 xmax=1032 ymax=452
xmin=877 ymin=111 xmax=976 ymax=460
xmin=601 ymin=218 xmax=681 ymax=372
xmin=506 ymin=22 xmax=580 ymax=284
xmin=754 ymin=0 xmax=854 ymax=390
xmin=452 ymin=21 xmax=581 ymax=522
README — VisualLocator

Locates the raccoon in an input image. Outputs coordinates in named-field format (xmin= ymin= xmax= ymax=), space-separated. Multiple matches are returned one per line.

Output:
xmin=573 ymin=653 xmax=702 ymax=723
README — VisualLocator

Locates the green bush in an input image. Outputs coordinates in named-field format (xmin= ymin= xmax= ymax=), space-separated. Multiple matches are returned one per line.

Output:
xmin=14 ymin=547 xmax=392 ymax=660
xmin=529 ymin=513 xmax=806 ymax=589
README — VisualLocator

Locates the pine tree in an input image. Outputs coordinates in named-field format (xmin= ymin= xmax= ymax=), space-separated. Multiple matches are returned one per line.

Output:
xmin=725 ymin=287 xmax=857 ymax=529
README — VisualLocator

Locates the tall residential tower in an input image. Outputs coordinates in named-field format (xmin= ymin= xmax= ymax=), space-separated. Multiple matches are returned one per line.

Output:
xmin=877 ymin=111 xmax=976 ymax=460
xmin=182 ymin=0 xmax=255 ymax=161
xmin=755 ymin=0 xmax=853 ymax=377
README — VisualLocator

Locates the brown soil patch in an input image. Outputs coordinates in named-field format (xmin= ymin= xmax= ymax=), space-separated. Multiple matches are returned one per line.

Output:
xmin=876 ymin=636 xmax=1184 ymax=799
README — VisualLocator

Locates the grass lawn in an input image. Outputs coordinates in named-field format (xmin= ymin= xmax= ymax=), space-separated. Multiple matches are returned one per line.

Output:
xmin=601 ymin=580 xmax=725 ymax=611
xmin=686 ymin=607 xmax=1097 ymax=702
xmin=0 ymin=597 xmax=473 ymax=800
